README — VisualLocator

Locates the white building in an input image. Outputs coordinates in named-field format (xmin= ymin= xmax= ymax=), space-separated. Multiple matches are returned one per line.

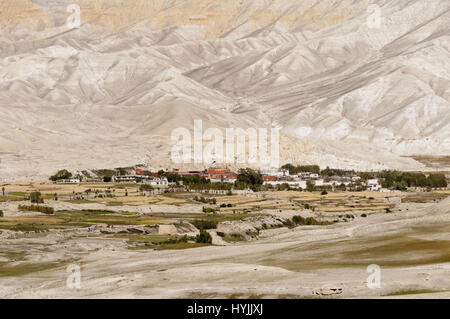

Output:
xmin=264 ymin=180 xmax=307 ymax=189
xmin=261 ymin=169 xmax=288 ymax=177
xmin=144 ymin=177 xmax=169 ymax=187
xmin=314 ymin=179 xmax=324 ymax=187
xmin=210 ymin=178 xmax=236 ymax=184
xmin=298 ymin=172 xmax=319 ymax=180
xmin=367 ymin=179 xmax=381 ymax=191
xmin=113 ymin=175 xmax=138 ymax=183
xmin=59 ymin=179 xmax=80 ymax=184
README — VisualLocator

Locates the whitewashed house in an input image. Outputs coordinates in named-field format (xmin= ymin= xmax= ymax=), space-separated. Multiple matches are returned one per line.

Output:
xmin=264 ymin=180 xmax=307 ymax=189
xmin=59 ymin=179 xmax=81 ymax=184
xmin=367 ymin=179 xmax=381 ymax=191
xmin=145 ymin=177 xmax=169 ymax=188
xmin=113 ymin=175 xmax=138 ymax=183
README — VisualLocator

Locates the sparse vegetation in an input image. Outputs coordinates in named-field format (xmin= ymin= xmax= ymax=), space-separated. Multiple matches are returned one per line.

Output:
xmin=191 ymin=219 xmax=218 ymax=230
xmin=139 ymin=184 xmax=154 ymax=192
xmin=49 ymin=169 xmax=72 ymax=181
xmin=29 ymin=192 xmax=43 ymax=204
xmin=292 ymin=215 xmax=331 ymax=226
xmin=222 ymin=233 xmax=246 ymax=242
xmin=195 ymin=229 xmax=212 ymax=243
xmin=18 ymin=205 xmax=54 ymax=215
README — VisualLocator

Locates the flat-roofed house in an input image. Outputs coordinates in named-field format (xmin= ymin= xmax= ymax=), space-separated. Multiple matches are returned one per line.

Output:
xmin=367 ymin=179 xmax=381 ymax=191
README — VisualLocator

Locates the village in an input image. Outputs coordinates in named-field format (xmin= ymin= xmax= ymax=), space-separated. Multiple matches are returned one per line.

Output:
xmin=1 ymin=163 xmax=449 ymax=298
xmin=56 ymin=166 xmax=386 ymax=192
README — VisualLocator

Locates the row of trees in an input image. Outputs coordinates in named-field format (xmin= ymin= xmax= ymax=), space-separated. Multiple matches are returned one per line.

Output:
xmin=281 ymin=164 xmax=320 ymax=174
xmin=282 ymin=163 xmax=448 ymax=189
xmin=161 ymin=169 xmax=265 ymax=191
xmin=378 ymin=171 xmax=447 ymax=190
xmin=49 ymin=165 xmax=447 ymax=192
xmin=281 ymin=164 xmax=357 ymax=177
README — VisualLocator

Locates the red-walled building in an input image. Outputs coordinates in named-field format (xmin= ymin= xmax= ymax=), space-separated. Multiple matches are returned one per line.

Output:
xmin=135 ymin=169 xmax=147 ymax=176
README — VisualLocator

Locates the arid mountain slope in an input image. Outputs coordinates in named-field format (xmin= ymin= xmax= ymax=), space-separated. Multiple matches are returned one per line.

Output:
xmin=0 ymin=0 xmax=449 ymax=178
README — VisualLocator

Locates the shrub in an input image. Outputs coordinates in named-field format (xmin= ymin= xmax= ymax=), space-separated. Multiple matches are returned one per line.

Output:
xmin=191 ymin=219 xmax=218 ymax=230
xmin=283 ymin=219 xmax=294 ymax=228
xmin=162 ymin=235 xmax=188 ymax=244
xmin=227 ymin=203 xmax=232 ymax=207
xmin=19 ymin=205 xmax=54 ymax=215
xmin=292 ymin=215 xmax=330 ymax=226
xmin=139 ymin=184 xmax=153 ymax=192
xmin=30 ymin=192 xmax=44 ymax=204
xmin=321 ymin=190 xmax=328 ymax=195
xmin=306 ymin=180 xmax=315 ymax=192
xmin=385 ymin=208 xmax=392 ymax=214
xmin=202 ymin=207 xmax=216 ymax=213
xmin=0 ymin=210 xmax=3 ymax=217
xmin=361 ymin=213 xmax=367 ymax=217
xmin=223 ymin=233 xmax=246 ymax=242
xmin=220 ymin=203 xmax=227 ymax=208
xmin=292 ymin=215 xmax=305 ymax=224
xmin=103 ymin=176 xmax=112 ymax=182
xmin=195 ymin=229 xmax=212 ymax=243
xmin=194 ymin=196 xmax=211 ymax=203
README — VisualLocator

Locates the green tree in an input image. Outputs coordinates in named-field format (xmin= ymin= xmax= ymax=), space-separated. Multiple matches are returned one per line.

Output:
xmin=49 ymin=169 xmax=72 ymax=181
xmin=30 ymin=192 xmax=43 ymax=204
xmin=281 ymin=164 xmax=320 ymax=174
xmin=306 ymin=180 xmax=315 ymax=192
xmin=195 ymin=229 xmax=212 ymax=243
xmin=427 ymin=173 xmax=447 ymax=188
xmin=236 ymin=168 xmax=263 ymax=187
